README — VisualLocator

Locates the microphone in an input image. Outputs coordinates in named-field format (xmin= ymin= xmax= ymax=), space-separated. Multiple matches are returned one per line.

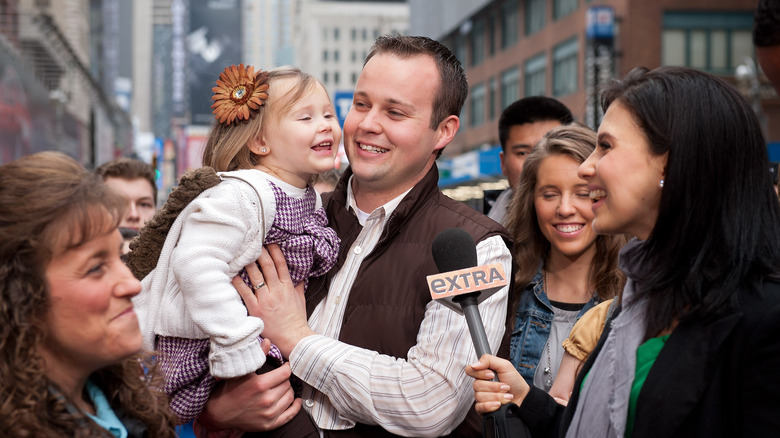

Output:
xmin=429 ymin=228 xmax=531 ymax=438
xmin=428 ymin=227 xmax=507 ymax=359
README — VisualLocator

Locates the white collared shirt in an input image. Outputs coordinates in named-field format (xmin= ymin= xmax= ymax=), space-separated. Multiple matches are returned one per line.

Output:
xmin=290 ymin=176 xmax=511 ymax=436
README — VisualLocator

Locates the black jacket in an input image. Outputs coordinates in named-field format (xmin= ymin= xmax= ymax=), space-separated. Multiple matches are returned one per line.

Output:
xmin=518 ymin=278 xmax=780 ymax=437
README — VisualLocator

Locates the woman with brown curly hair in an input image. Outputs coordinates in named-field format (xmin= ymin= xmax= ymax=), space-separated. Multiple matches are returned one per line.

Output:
xmin=0 ymin=151 xmax=176 ymax=437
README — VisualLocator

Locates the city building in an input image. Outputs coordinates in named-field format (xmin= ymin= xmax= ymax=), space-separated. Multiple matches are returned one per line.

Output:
xmin=294 ymin=0 xmax=409 ymax=101
xmin=409 ymin=0 xmax=778 ymax=203
xmin=0 ymin=0 xmax=133 ymax=167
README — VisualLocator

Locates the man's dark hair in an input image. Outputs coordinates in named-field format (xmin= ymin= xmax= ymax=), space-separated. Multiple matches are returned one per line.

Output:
xmin=365 ymin=35 xmax=468 ymax=130
xmin=498 ymin=96 xmax=573 ymax=150
xmin=754 ymin=0 xmax=780 ymax=47
xmin=95 ymin=157 xmax=158 ymax=203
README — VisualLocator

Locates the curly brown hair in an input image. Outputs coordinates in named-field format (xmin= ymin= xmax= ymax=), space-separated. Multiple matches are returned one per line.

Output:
xmin=504 ymin=125 xmax=627 ymax=318
xmin=0 ymin=152 xmax=176 ymax=437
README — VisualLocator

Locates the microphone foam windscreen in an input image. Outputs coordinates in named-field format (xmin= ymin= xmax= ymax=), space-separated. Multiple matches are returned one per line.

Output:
xmin=431 ymin=227 xmax=478 ymax=273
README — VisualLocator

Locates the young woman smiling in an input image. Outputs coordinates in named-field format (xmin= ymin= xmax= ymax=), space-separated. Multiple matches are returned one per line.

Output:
xmin=504 ymin=124 xmax=626 ymax=392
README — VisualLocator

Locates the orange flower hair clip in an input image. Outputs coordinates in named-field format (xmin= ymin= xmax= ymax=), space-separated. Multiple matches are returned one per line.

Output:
xmin=211 ymin=64 xmax=270 ymax=125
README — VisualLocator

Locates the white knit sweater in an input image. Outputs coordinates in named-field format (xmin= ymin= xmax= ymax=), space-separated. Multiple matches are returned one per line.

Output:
xmin=132 ymin=169 xmax=319 ymax=379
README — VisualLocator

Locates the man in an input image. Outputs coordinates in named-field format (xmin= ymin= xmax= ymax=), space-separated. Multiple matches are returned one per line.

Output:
xmin=485 ymin=96 xmax=573 ymax=226
xmin=755 ymin=0 xmax=780 ymax=94
xmin=201 ymin=36 xmax=513 ymax=437
xmin=95 ymin=157 xmax=158 ymax=231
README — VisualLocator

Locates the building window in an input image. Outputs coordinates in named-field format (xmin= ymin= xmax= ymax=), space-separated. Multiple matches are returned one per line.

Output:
xmin=501 ymin=0 xmax=518 ymax=49
xmin=351 ymin=28 xmax=357 ymax=40
xmin=362 ymin=28 xmax=367 ymax=40
xmin=323 ymin=50 xmax=328 ymax=62
xmin=489 ymin=77 xmax=497 ymax=121
xmin=471 ymin=18 xmax=486 ymax=66
xmin=334 ymin=71 xmax=340 ymax=85
xmin=352 ymin=72 xmax=358 ymax=84
xmin=661 ymin=12 xmax=754 ymax=75
xmin=351 ymin=50 xmax=356 ymax=62
xmin=323 ymin=71 xmax=329 ymax=84
xmin=500 ymin=67 xmax=520 ymax=110
xmin=525 ymin=0 xmax=545 ymax=36
xmin=470 ymin=83 xmax=486 ymax=127
xmin=334 ymin=50 xmax=339 ymax=62
xmin=554 ymin=0 xmax=577 ymax=21
xmin=488 ymin=13 xmax=496 ymax=57
xmin=454 ymin=35 xmax=467 ymax=66
xmin=553 ymin=38 xmax=578 ymax=96
xmin=334 ymin=28 xmax=339 ymax=40
xmin=524 ymin=54 xmax=547 ymax=97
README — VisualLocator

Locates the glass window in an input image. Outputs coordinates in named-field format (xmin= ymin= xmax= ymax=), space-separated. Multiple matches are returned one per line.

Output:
xmin=323 ymin=50 xmax=328 ymax=62
xmin=472 ymin=19 xmax=486 ymax=66
xmin=454 ymin=35 xmax=467 ymax=66
xmin=553 ymin=38 xmax=578 ymax=96
xmin=710 ymin=30 xmax=727 ymax=71
xmin=661 ymin=12 xmax=755 ymax=75
xmin=525 ymin=0 xmax=545 ymax=36
xmin=690 ymin=30 xmax=707 ymax=69
xmin=554 ymin=0 xmax=577 ymax=20
xmin=351 ymin=28 xmax=357 ymax=40
xmin=524 ymin=54 xmax=547 ymax=97
xmin=489 ymin=77 xmax=497 ymax=121
xmin=661 ymin=30 xmax=685 ymax=66
xmin=334 ymin=71 xmax=340 ymax=85
xmin=501 ymin=0 xmax=519 ymax=49
xmin=334 ymin=28 xmax=339 ymax=40
xmin=334 ymin=50 xmax=340 ymax=62
xmin=500 ymin=67 xmax=520 ymax=110
xmin=323 ymin=71 xmax=329 ymax=84
xmin=488 ymin=13 xmax=496 ymax=57
xmin=731 ymin=30 xmax=754 ymax=66
xmin=470 ymin=83 xmax=486 ymax=127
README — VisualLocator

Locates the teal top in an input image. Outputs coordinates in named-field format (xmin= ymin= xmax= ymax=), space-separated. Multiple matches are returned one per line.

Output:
xmin=85 ymin=380 xmax=128 ymax=438
xmin=625 ymin=334 xmax=670 ymax=438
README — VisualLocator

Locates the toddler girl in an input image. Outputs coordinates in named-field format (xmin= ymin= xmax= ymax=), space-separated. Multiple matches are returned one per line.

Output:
xmin=131 ymin=65 xmax=340 ymax=432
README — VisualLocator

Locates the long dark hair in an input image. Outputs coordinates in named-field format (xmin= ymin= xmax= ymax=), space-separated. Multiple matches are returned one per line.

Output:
xmin=602 ymin=66 xmax=780 ymax=337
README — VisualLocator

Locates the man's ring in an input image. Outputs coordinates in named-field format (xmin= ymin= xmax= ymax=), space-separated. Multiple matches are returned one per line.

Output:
xmin=253 ymin=281 xmax=265 ymax=290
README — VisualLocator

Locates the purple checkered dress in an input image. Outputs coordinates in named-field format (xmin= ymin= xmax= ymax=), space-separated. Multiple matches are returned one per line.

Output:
xmin=157 ymin=182 xmax=340 ymax=423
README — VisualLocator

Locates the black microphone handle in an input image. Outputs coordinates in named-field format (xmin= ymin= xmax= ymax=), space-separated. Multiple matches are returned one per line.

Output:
xmin=456 ymin=294 xmax=498 ymax=382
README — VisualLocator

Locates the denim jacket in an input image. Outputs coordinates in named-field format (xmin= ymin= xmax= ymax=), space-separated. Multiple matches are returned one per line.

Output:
xmin=508 ymin=266 xmax=600 ymax=384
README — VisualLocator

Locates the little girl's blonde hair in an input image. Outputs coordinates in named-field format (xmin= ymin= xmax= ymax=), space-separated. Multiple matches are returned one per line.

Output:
xmin=202 ymin=66 xmax=324 ymax=172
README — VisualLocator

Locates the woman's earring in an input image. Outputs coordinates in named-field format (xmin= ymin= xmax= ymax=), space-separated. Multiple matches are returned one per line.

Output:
xmin=261 ymin=147 xmax=268 ymax=154
xmin=659 ymin=179 xmax=664 ymax=188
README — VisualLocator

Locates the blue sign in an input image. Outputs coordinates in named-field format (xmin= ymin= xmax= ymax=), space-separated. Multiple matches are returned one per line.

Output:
xmin=768 ymin=142 xmax=780 ymax=162
xmin=333 ymin=91 xmax=354 ymax=128
xmin=586 ymin=6 xmax=615 ymax=40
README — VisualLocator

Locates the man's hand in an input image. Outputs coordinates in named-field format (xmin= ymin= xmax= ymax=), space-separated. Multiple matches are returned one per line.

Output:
xmin=199 ymin=362 xmax=301 ymax=431
xmin=234 ymin=244 xmax=315 ymax=357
